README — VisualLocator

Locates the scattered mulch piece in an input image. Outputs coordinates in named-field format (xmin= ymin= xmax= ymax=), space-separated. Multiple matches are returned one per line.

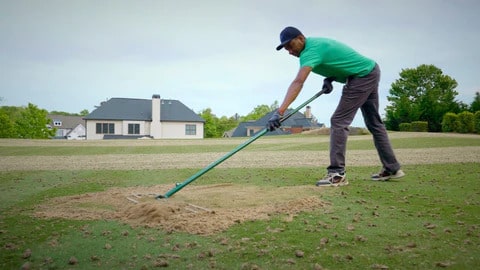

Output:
xmin=22 ymin=249 xmax=32 ymax=259
xmin=68 ymin=256 xmax=78 ymax=265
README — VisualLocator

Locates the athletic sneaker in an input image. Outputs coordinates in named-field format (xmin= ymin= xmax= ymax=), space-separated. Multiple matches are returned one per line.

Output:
xmin=316 ymin=172 xmax=348 ymax=187
xmin=371 ymin=169 xmax=405 ymax=181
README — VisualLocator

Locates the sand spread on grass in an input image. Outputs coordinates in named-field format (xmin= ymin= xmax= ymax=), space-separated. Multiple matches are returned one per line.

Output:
xmin=34 ymin=184 xmax=329 ymax=235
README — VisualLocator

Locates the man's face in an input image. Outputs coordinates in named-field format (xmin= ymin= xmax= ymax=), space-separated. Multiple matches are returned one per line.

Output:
xmin=284 ymin=36 xmax=305 ymax=57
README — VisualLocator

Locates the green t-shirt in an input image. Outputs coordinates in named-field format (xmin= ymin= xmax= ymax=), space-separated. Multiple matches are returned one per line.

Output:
xmin=300 ymin=37 xmax=376 ymax=83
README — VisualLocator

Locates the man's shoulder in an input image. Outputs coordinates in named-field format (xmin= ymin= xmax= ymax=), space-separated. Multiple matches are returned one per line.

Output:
xmin=301 ymin=37 xmax=332 ymax=58
xmin=306 ymin=37 xmax=337 ymax=44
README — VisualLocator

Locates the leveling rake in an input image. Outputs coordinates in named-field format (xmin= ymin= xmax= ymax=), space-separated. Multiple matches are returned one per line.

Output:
xmin=156 ymin=88 xmax=327 ymax=199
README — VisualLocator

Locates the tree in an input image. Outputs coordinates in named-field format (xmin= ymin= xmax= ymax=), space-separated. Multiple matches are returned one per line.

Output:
xmin=0 ymin=109 xmax=16 ymax=138
xmin=199 ymin=108 xmax=219 ymax=138
xmin=241 ymin=101 xmax=279 ymax=122
xmin=475 ymin=111 xmax=480 ymax=133
xmin=0 ymin=106 xmax=23 ymax=138
xmin=15 ymin=103 xmax=56 ymax=139
xmin=49 ymin=109 xmax=90 ymax=116
xmin=199 ymin=110 xmax=239 ymax=138
xmin=1 ymin=106 xmax=23 ymax=120
xmin=471 ymin=91 xmax=480 ymax=112
xmin=198 ymin=101 xmax=278 ymax=138
xmin=217 ymin=115 xmax=238 ymax=137
xmin=49 ymin=110 xmax=74 ymax=116
xmin=385 ymin=64 xmax=460 ymax=132
xmin=79 ymin=109 xmax=89 ymax=116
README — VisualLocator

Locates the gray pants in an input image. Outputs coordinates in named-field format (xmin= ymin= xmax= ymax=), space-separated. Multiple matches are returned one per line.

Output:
xmin=328 ymin=64 xmax=401 ymax=174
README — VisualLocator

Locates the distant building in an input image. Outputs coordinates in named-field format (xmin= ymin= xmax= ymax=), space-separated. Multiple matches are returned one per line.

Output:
xmin=224 ymin=106 xmax=324 ymax=137
xmin=48 ymin=114 xmax=86 ymax=140
xmin=83 ymin=95 xmax=205 ymax=140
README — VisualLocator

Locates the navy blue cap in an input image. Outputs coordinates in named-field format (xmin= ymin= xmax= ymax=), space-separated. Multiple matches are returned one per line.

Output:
xmin=276 ymin=26 xmax=303 ymax=51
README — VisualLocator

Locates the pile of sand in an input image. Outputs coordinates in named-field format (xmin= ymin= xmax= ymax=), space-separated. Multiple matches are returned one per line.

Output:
xmin=34 ymin=184 xmax=328 ymax=235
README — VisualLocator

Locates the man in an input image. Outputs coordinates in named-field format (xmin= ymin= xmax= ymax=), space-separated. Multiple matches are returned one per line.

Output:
xmin=268 ymin=26 xmax=404 ymax=186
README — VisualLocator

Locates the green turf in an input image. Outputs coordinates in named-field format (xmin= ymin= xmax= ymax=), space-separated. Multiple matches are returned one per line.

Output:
xmin=1 ymin=135 xmax=479 ymax=155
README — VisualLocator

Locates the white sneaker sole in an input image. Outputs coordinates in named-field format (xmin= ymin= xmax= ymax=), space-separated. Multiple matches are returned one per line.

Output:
xmin=316 ymin=180 xmax=349 ymax=187
xmin=331 ymin=180 xmax=349 ymax=187
xmin=371 ymin=169 xmax=405 ymax=181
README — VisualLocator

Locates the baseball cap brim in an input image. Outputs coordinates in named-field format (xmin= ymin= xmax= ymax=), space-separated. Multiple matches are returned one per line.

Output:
xmin=276 ymin=39 xmax=293 ymax=51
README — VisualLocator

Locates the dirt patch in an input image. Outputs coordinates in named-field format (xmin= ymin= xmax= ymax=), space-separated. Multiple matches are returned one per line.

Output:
xmin=34 ymin=184 xmax=328 ymax=235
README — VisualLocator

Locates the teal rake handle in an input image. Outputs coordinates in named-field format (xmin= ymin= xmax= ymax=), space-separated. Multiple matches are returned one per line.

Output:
xmin=156 ymin=89 xmax=326 ymax=199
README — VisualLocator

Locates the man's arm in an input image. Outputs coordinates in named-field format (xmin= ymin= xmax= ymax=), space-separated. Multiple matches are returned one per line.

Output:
xmin=277 ymin=66 xmax=312 ymax=115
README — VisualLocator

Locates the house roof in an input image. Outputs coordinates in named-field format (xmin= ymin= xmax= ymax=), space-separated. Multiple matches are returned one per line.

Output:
xmin=83 ymin=98 xmax=204 ymax=122
xmin=226 ymin=109 xmax=324 ymax=137
xmin=229 ymin=121 xmax=252 ymax=137
xmin=253 ymin=109 xmax=320 ymax=127
xmin=48 ymin=114 xmax=85 ymax=129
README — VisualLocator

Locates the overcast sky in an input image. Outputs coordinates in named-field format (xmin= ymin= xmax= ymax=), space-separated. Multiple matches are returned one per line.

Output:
xmin=1 ymin=0 xmax=479 ymax=127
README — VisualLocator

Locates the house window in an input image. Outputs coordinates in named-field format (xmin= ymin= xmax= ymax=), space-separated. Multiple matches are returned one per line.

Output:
xmin=128 ymin=124 xmax=140 ymax=134
xmin=96 ymin=123 xmax=115 ymax=134
xmin=53 ymin=120 xmax=62 ymax=126
xmin=185 ymin=124 xmax=196 ymax=135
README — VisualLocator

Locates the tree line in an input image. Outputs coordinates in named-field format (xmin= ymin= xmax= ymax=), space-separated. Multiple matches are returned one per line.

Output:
xmin=384 ymin=64 xmax=480 ymax=133
xmin=199 ymin=102 xmax=278 ymax=138
xmin=1 ymin=64 xmax=479 ymax=139
xmin=0 ymin=102 xmax=89 ymax=139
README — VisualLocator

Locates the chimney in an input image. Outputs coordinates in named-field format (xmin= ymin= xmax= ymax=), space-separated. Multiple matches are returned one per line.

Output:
xmin=151 ymin=94 xmax=161 ymax=138
xmin=305 ymin=106 xmax=312 ymax=119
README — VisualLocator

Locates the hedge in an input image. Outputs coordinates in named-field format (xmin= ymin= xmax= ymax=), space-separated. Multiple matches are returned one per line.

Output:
xmin=410 ymin=121 xmax=429 ymax=132
xmin=456 ymin=111 xmax=475 ymax=133
xmin=442 ymin=112 xmax=459 ymax=132
xmin=399 ymin=123 xmax=411 ymax=132
xmin=475 ymin=111 xmax=480 ymax=134
xmin=398 ymin=121 xmax=428 ymax=132
xmin=441 ymin=111 xmax=480 ymax=134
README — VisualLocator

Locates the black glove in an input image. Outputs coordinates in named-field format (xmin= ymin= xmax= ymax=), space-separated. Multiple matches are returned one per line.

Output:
xmin=266 ymin=110 xmax=282 ymax=131
xmin=322 ymin=77 xmax=335 ymax=94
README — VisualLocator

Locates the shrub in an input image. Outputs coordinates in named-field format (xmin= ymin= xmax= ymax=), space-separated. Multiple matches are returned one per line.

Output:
xmin=442 ymin=112 xmax=458 ymax=132
xmin=475 ymin=111 xmax=480 ymax=134
xmin=349 ymin=127 xmax=370 ymax=135
xmin=456 ymin=111 xmax=475 ymax=133
xmin=410 ymin=121 xmax=428 ymax=132
xmin=399 ymin=123 xmax=411 ymax=131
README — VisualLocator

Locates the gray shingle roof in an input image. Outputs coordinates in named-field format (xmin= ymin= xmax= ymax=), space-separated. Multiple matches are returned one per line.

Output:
xmin=83 ymin=98 xmax=204 ymax=122
xmin=254 ymin=109 xmax=318 ymax=127
xmin=227 ymin=109 xmax=324 ymax=137
xmin=48 ymin=115 xmax=85 ymax=128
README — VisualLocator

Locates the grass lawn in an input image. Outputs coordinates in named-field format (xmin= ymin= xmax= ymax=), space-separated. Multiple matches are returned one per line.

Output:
xmin=1 ymin=133 xmax=479 ymax=269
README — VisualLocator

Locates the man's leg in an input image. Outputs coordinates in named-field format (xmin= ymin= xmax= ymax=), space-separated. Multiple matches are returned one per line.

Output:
xmin=329 ymin=79 xmax=373 ymax=173
xmin=359 ymin=65 xmax=401 ymax=173
xmin=360 ymin=91 xmax=401 ymax=173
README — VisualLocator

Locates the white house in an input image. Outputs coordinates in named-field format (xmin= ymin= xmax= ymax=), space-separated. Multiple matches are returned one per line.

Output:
xmin=48 ymin=114 xmax=86 ymax=140
xmin=83 ymin=95 xmax=205 ymax=140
